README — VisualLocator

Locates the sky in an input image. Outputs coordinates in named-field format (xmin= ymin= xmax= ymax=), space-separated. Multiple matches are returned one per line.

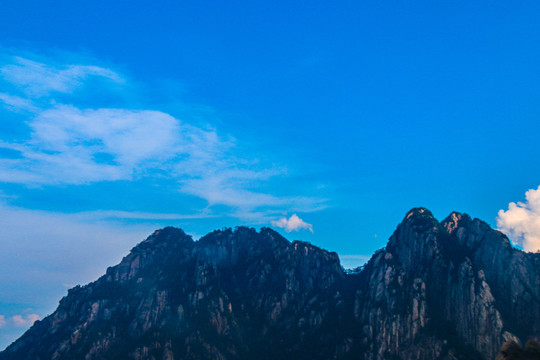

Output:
xmin=1 ymin=0 xmax=540 ymax=349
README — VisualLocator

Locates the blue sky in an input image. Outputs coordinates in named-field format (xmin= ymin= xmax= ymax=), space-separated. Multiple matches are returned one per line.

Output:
xmin=2 ymin=0 xmax=540 ymax=349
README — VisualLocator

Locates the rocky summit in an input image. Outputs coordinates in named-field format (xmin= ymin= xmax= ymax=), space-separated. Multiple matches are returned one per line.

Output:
xmin=1 ymin=208 xmax=539 ymax=360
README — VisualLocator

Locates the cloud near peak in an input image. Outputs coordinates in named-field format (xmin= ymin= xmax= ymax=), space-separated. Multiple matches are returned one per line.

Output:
xmin=497 ymin=185 xmax=540 ymax=252
xmin=0 ymin=313 xmax=39 ymax=328
xmin=271 ymin=214 xmax=313 ymax=233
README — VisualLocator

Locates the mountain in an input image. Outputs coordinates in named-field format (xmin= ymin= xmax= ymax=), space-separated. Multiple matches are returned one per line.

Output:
xmin=1 ymin=208 xmax=539 ymax=360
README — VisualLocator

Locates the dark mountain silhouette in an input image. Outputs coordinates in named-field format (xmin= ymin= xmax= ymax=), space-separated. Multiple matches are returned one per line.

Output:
xmin=496 ymin=340 xmax=540 ymax=360
xmin=1 ymin=208 xmax=539 ymax=360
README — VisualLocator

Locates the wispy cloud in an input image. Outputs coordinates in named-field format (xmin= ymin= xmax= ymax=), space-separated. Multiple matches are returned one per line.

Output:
xmin=0 ymin=315 xmax=5 ymax=328
xmin=10 ymin=314 xmax=40 ymax=327
xmin=497 ymin=186 xmax=540 ymax=252
xmin=1 ymin=56 xmax=122 ymax=96
xmin=0 ymin=52 xmax=323 ymax=219
xmin=271 ymin=214 xmax=313 ymax=233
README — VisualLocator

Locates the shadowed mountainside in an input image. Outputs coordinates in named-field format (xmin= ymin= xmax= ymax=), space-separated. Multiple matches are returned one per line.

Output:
xmin=1 ymin=208 xmax=539 ymax=360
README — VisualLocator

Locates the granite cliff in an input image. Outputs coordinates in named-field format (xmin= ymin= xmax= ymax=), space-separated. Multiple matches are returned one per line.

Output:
xmin=1 ymin=208 xmax=539 ymax=360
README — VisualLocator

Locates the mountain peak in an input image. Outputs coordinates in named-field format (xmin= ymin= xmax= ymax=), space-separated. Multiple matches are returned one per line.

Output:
xmin=404 ymin=207 xmax=434 ymax=219
xmin=401 ymin=207 xmax=438 ymax=230
xmin=136 ymin=226 xmax=192 ymax=249
xmin=1 ymin=212 xmax=539 ymax=360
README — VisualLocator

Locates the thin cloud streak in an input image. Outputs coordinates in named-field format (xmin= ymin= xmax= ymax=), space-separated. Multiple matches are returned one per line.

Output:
xmin=77 ymin=209 xmax=216 ymax=221
xmin=1 ymin=56 xmax=123 ymax=96
xmin=0 ymin=92 xmax=37 ymax=112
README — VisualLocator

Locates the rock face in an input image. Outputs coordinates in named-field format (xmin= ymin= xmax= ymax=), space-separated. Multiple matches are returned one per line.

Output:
xmin=1 ymin=208 xmax=539 ymax=360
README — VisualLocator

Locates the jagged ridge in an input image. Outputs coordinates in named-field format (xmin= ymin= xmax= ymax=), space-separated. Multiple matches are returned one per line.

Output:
xmin=1 ymin=208 xmax=539 ymax=360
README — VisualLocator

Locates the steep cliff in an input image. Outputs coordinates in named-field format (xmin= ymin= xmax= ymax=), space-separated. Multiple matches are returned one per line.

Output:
xmin=1 ymin=208 xmax=539 ymax=360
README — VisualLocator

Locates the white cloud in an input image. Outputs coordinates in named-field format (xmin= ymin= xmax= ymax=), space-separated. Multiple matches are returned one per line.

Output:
xmin=0 ymin=315 xmax=5 ymax=328
xmin=497 ymin=185 xmax=540 ymax=252
xmin=271 ymin=214 xmax=313 ymax=233
xmin=11 ymin=314 xmax=39 ymax=327
xmin=1 ymin=56 xmax=122 ymax=96
xmin=33 ymin=106 xmax=179 ymax=161
xmin=0 ymin=106 xmax=186 ymax=184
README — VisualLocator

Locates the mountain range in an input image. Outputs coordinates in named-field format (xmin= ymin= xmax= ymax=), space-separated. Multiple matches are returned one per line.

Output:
xmin=1 ymin=208 xmax=539 ymax=359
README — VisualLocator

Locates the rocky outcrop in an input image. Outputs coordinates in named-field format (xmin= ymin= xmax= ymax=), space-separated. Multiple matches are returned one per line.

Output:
xmin=1 ymin=208 xmax=539 ymax=360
